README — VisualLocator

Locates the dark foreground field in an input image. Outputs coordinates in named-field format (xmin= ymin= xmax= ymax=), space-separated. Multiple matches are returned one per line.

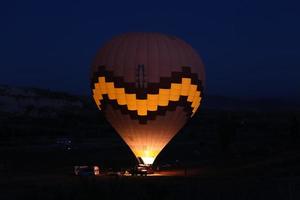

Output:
xmin=1 ymin=137 xmax=300 ymax=200
xmin=1 ymin=173 xmax=300 ymax=200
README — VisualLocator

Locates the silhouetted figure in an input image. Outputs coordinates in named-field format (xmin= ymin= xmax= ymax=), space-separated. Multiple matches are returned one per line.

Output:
xmin=217 ymin=112 xmax=236 ymax=153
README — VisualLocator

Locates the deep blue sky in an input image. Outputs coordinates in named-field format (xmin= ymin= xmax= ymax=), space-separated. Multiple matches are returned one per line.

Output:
xmin=1 ymin=0 xmax=299 ymax=98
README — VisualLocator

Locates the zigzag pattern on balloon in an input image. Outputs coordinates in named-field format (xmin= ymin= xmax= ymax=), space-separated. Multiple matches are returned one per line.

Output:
xmin=91 ymin=66 xmax=203 ymax=123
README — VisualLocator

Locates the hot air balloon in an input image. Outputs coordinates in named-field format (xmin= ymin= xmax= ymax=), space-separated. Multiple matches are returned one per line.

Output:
xmin=91 ymin=33 xmax=205 ymax=165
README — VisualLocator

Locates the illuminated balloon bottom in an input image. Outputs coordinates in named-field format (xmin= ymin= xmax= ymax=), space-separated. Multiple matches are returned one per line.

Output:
xmin=133 ymin=147 xmax=166 ymax=165
xmin=105 ymin=105 xmax=189 ymax=165
xmin=141 ymin=157 xmax=155 ymax=165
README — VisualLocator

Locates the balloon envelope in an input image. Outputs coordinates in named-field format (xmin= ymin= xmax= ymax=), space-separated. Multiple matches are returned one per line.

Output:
xmin=91 ymin=33 xmax=205 ymax=164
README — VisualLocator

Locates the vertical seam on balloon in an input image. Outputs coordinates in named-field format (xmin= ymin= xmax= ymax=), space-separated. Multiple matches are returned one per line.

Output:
xmin=146 ymin=33 xmax=149 ymax=89
xmin=112 ymin=35 xmax=127 ymax=103
xmin=115 ymin=34 xmax=128 ymax=78
xmin=178 ymin=39 xmax=191 ymax=69
xmin=121 ymin=34 xmax=130 ymax=85
xmin=190 ymin=46 xmax=205 ymax=84
xmin=118 ymin=35 xmax=130 ymax=143
xmin=162 ymin=36 xmax=176 ymax=144
xmin=97 ymin=39 xmax=111 ymax=68
xmin=162 ymin=34 xmax=172 ymax=79
xmin=160 ymin=34 xmax=172 ymax=148
xmin=168 ymin=38 xmax=180 ymax=141
xmin=153 ymin=34 xmax=162 ymax=152
xmin=106 ymin=36 xmax=122 ymax=72
xmin=174 ymin=42 xmax=190 ymax=124
xmin=133 ymin=33 xmax=143 ymax=149
xmin=147 ymin=33 xmax=157 ymax=152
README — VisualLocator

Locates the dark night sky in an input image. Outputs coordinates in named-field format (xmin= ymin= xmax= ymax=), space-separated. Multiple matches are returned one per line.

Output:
xmin=1 ymin=0 xmax=299 ymax=98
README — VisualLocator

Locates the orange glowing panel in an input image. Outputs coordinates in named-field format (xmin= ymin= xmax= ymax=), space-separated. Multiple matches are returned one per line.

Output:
xmin=92 ymin=76 xmax=202 ymax=116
